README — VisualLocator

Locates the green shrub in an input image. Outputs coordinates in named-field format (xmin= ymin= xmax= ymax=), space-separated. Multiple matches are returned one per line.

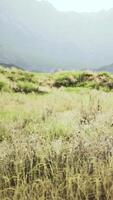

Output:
xmin=0 ymin=76 xmax=11 ymax=92
xmin=14 ymin=81 xmax=38 ymax=93
xmin=78 ymin=71 xmax=94 ymax=82
xmin=53 ymin=72 xmax=78 ymax=87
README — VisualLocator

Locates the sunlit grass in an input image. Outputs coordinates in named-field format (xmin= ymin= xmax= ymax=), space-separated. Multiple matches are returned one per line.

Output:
xmin=0 ymin=89 xmax=113 ymax=199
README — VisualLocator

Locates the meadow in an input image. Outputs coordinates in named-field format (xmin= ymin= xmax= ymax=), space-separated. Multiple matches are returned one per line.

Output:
xmin=1 ymin=67 xmax=113 ymax=199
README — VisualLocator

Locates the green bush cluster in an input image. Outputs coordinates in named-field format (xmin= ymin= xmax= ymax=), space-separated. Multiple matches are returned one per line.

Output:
xmin=0 ymin=65 xmax=113 ymax=93
xmin=14 ymin=81 xmax=38 ymax=93
xmin=53 ymin=71 xmax=113 ymax=90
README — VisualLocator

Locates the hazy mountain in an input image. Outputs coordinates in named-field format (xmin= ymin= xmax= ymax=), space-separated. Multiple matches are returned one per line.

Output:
xmin=97 ymin=64 xmax=113 ymax=73
xmin=0 ymin=0 xmax=113 ymax=71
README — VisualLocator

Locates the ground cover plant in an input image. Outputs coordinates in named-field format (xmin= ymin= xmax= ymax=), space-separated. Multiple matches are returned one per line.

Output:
xmin=0 ymin=66 xmax=113 ymax=199
xmin=1 ymin=66 xmax=113 ymax=93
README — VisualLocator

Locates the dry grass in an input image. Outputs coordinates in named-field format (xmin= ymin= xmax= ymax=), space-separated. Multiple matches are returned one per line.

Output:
xmin=0 ymin=89 xmax=113 ymax=199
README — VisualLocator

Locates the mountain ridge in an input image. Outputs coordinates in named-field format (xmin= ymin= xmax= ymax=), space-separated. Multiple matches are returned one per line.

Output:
xmin=0 ymin=0 xmax=113 ymax=71
xmin=97 ymin=64 xmax=113 ymax=73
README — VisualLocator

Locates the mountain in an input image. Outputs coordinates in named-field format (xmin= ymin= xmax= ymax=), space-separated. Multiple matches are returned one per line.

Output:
xmin=97 ymin=64 xmax=113 ymax=73
xmin=0 ymin=0 xmax=113 ymax=71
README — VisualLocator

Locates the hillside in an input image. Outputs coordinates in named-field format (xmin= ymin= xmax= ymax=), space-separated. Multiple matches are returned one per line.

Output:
xmin=0 ymin=64 xmax=113 ymax=93
xmin=0 ymin=0 xmax=113 ymax=71
xmin=98 ymin=64 xmax=113 ymax=73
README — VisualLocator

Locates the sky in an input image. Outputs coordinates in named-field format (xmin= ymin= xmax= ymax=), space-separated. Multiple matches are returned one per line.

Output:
xmin=46 ymin=0 xmax=113 ymax=12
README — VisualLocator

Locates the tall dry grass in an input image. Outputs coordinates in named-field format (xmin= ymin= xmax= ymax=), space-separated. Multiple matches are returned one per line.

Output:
xmin=0 ymin=89 xmax=113 ymax=199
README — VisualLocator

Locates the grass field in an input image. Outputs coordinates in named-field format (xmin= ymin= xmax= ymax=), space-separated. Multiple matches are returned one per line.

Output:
xmin=0 ymin=89 xmax=113 ymax=200
xmin=1 ymin=67 xmax=113 ymax=199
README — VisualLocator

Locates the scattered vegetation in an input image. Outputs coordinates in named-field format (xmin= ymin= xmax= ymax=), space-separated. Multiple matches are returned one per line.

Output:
xmin=0 ymin=66 xmax=113 ymax=199
xmin=0 ymin=66 xmax=113 ymax=94
xmin=0 ymin=90 xmax=113 ymax=200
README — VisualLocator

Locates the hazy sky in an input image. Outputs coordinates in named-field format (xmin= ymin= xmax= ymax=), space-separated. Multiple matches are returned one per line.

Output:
xmin=47 ymin=0 xmax=113 ymax=12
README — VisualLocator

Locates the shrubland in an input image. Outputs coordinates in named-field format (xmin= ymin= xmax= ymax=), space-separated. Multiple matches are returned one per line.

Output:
xmin=0 ymin=66 xmax=113 ymax=199
xmin=0 ymin=66 xmax=113 ymax=93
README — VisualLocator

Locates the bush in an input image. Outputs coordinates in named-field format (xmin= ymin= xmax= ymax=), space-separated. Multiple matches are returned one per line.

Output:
xmin=0 ymin=76 xmax=11 ymax=92
xmin=53 ymin=72 xmax=78 ymax=87
xmin=78 ymin=71 xmax=94 ymax=82
xmin=14 ymin=81 xmax=38 ymax=93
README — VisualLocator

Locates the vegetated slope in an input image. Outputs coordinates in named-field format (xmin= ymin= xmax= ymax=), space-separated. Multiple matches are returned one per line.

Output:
xmin=0 ymin=64 xmax=113 ymax=93
xmin=1 ymin=0 xmax=113 ymax=71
